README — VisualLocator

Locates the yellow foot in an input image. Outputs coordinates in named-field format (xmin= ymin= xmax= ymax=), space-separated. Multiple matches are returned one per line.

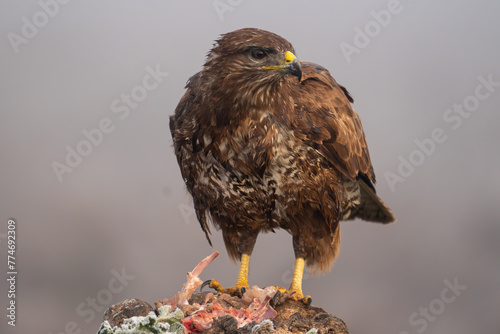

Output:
xmin=273 ymin=286 xmax=312 ymax=305
xmin=201 ymin=279 xmax=249 ymax=297
xmin=201 ymin=253 xmax=252 ymax=298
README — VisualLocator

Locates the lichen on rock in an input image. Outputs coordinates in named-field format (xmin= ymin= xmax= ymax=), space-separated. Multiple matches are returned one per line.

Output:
xmin=97 ymin=305 xmax=184 ymax=334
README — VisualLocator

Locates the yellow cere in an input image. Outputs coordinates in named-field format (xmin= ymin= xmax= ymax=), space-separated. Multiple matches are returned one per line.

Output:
xmin=284 ymin=51 xmax=297 ymax=64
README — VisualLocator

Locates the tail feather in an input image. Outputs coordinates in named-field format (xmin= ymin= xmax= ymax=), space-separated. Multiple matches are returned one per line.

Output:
xmin=356 ymin=181 xmax=395 ymax=223
xmin=343 ymin=181 xmax=395 ymax=223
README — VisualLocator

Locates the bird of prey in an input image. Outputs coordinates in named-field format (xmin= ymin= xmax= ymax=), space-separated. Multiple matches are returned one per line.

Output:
xmin=170 ymin=28 xmax=395 ymax=303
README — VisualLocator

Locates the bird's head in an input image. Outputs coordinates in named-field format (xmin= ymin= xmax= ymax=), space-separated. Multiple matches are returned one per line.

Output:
xmin=202 ymin=28 xmax=302 ymax=108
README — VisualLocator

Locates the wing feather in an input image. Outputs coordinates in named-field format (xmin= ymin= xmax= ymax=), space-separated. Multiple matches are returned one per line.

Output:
xmin=170 ymin=72 xmax=214 ymax=245
xmin=293 ymin=62 xmax=375 ymax=184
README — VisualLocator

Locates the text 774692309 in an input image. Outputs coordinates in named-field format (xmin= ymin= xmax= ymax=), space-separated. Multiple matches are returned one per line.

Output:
xmin=7 ymin=218 xmax=17 ymax=327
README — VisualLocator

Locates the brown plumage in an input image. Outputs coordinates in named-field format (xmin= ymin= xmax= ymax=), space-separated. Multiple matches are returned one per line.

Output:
xmin=170 ymin=28 xmax=394 ymax=295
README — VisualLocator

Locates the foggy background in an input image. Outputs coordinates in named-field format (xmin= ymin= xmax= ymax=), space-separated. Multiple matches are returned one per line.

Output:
xmin=1 ymin=1 xmax=499 ymax=333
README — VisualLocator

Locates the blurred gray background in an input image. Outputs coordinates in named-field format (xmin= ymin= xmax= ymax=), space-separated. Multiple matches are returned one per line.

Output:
xmin=1 ymin=1 xmax=499 ymax=333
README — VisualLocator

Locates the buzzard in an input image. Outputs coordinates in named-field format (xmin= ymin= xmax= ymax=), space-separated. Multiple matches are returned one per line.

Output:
xmin=170 ymin=28 xmax=395 ymax=303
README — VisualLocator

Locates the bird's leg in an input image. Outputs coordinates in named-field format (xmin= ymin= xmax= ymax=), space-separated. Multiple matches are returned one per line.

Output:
xmin=235 ymin=253 xmax=250 ymax=288
xmin=201 ymin=228 xmax=258 ymax=297
xmin=289 ymin=257 xmax=311 ymax=303
xmin=203 ymin=253 xmax=250 ymax=297
xmin=273 ymin=257 xmax=312 ymax=305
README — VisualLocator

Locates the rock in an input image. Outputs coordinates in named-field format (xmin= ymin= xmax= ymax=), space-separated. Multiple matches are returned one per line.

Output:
xmin=98 ymin=251 xmax=347 ymax=333
xmin=99 ymin=304 xmax=184 ymax=334
xmin=103 ymin=298 xmax=154 ymax=328
xmin=203 ymin=315 xmax=239 ymax=333
xmin=273 ymin=299 xmax=348 ymax=334
xmin=100 ymin=292 xmax=348 ymax=333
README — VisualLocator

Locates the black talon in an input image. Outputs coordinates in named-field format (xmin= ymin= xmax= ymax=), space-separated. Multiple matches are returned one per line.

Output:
xmin=200 ymin=279 xmax=213 ymax=292
xmin=270 ymin=290 xmax=281 ymax=308
xmin=240 ymin=287 xmax=246 ymax=295
xmin=303 ymin=296 xmax=312 ymax=306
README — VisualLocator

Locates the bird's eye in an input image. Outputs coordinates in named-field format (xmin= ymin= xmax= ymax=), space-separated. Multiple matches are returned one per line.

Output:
xmin=250 ymin=49 xmax=267 ymax=60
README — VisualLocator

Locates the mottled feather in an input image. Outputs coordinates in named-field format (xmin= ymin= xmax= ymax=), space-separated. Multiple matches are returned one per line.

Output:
xmin=170 ymin=28 xmax=395 ymax=274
